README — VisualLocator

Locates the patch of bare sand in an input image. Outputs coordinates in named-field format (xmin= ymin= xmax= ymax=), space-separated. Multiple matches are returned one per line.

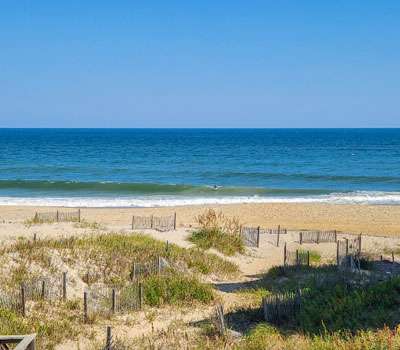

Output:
xmin=2 ymin=202 xmax=400 ymax=236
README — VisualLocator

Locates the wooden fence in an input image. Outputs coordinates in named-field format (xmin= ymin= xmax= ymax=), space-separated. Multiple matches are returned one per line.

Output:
xmin=263 ymin=225 xmax=287 ymax=235
xmin=34 ymin=209 xmax=81 ymax=223
xmin=0 ymin=273 xmax=67 ymax=316
xmin=262 ymin=290 xmax=301 ymax=324
xmin=0 ymin=256 xmax=172 ymax=320
xmin=83 ymin=283 xmax=143 ymax=322
xmin=131 ymin=213 xmax=176 ymax=232
xmin=240 ymin=225 xmax=285 ymax=247
xmin=130 ymin=256 xmax=171 ymax=281
xmin=0 ymin=334 xmax=36 ymax=350
xmin=336 ymin=235 xmax=362 ymax=269
xmin=299 ymin=230 xmax=337 ymax=244
xmin=283 ymin=243 xmax=310 ymax=267
xmin=240 ymin=226 xmax=260 ymax=247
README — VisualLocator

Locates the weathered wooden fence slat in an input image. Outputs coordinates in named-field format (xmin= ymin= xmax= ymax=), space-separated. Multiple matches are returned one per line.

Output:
xmin=131 ymin=214 xmax=176 ymax=231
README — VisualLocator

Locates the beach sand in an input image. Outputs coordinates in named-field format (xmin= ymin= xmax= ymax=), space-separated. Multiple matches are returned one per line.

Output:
xmin=2 ymin=202 xmax=400 ymax=349
xmin=1 ymin=202 xmax=400 ymax=236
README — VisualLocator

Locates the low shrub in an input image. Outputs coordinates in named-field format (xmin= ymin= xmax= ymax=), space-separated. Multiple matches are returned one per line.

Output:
xmin=297 ymin=277 xmax=400 ymax=333
xmin=190 ymin=227 xmax=244 ymax=256
xmin=143 ymin=273 xmax=214 ymax=307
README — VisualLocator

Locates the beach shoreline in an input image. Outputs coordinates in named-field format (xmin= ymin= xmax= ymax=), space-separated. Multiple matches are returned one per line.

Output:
xmin=2 ymin=202 xmax=400 ymax=236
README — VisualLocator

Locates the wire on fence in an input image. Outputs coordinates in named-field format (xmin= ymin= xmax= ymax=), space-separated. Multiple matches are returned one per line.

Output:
xmin=34 ymin=209 xmax=81 ymax=223
xmin=262 ymin=290 xmax=301 ymax=324
xmin=132 ymin=213 xmax=176 ymax=231
xmin=283 ymin=243 xmax=310 ymax=267
xmin=130 ymin=257 xmax=171 ymax=281
xmin=240 ymin=226 xmax=260 ymax=247
xmin=83 ymin=283 xmax=143 ymax=322
xmin=299 ymin=230 xmax=337 ymax=244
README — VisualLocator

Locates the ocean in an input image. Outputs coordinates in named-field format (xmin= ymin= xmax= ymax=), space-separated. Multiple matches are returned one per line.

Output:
xmin=0 ymin=128 xmax=399 ymax=207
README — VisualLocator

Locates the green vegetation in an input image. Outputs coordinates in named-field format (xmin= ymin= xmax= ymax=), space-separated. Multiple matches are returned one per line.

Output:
xmin=0 ymin=232 xmax=230 ymax=349
xmin=304 ymin=249 xmax=321 ymax=264
xmin=190 ymin=227 xmax=244 ymax=256
xmin=2 ymin=232 xmax=238 ymax=287
xmin=237 ymin=323 xmax=400 ymax=350
xmin=73 ymin=219 xmax=104 ymax=230
xmin=297 ymin=277 xmax=400 ymax=333
xmin=189 ymin=208 xmax=244 ymax=256
xmin=0 ymin=303 xmax=83 ymax=350
xmin=144 ymin=272 xmax=214 ymax=306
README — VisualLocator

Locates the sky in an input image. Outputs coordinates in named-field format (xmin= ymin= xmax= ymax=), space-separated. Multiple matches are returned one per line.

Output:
xmin=0 ymin=1 xmax=399 ymax=128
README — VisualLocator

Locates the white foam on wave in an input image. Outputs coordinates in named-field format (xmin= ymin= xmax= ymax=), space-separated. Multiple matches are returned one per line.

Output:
xmin=0 ymin=191 xmax=400 ymax=207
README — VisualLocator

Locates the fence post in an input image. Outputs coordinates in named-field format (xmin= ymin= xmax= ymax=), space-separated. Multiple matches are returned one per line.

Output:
xmin=307 ymin=251 xmax=310 ymax=266
xmin=358 ymin=233 xmax=362 ymax=253
xmin=106 ymin=326 xmax=112 ymax=349
xmin=334 ymin=230 xmax=337 ymax=242
xmin=138 ymin=283 xmax=143 ymax=309
xmin=131 ymin=262 xmax=136 ymax=281
xmin=299 ymin=232 xmax=303 ymax=245
xmin=157 ymin=256 xmax=161 ymax=274
xmin=62 ymin=272 xmax=67 ymax=301
xmin=296 ymin=250 xmax=299 ymax=266
xmin=283 ymin=243 xmax=287 ymax=266
xmin=317 ymin=231 xmax=320 ymax=244
xmin=278 ymin=225 xmax=280 ymax=235
xmin=41 ymin=280 xmax=46 ymax=299
xmin=336 ymin=241 xmax=339 ymax=266
xmin=132 ymin=216 xmax=135 ymax=230
xmin=151 ymin=215 xmax=154 ymax=229
xmin=56 ymin=210 xmax=59 ymax=222
xmin=276 ymin=229 xmax=280 ymax=247
xmin=215 ymin=304 xmax=226 ymax=336
xmin=83 ymin=291 xmax=88 ymax=323
xmin=21 ymin=283 xmax=26 ymax=317
xmin=33 ymin=233 xmax=37 ymax=243
xmin=111 ymin=289 xmax=116 ymax=314
xmin=345 ymin=238 xmax=349 ymax=256
xmin=173 ymin=212 xmax=177 ymax=230
xmin=78 ymin=208 xmax=81 ymax=222
xmin=257 ymin=226 xmax=260 ymax=248
xmin=392 ymin=252 xmax=395 ymax=264
xmin=262 ymin=297 xmax=267 ymax=321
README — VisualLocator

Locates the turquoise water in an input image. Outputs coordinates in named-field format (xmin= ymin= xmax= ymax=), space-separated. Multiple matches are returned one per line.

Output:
xmin=0 ymin=128 xmax=399 ymax=206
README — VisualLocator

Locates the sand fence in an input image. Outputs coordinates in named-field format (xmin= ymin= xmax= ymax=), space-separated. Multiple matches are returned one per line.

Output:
xmin=240 ymin=225 xmax=287 ymax=248
xmin=131 ymin=213 xmax=176 ymax=232
xmin=299 ymin=230 xmax=338 ymax=244
xmin=33 ymin=209 xmax=81 ymax=223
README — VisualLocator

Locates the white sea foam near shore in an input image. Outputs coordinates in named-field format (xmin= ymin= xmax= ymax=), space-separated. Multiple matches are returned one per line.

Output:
xmin=0 ymin=191 xmax=400 ymax=207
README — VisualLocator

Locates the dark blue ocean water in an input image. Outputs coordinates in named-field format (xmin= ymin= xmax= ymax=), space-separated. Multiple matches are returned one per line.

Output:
xmin=0 ymin=129 xmax=399 ymax=206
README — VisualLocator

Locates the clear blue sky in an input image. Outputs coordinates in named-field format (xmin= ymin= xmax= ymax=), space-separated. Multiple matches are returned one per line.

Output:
xmin=1 ymin=1 xmax=399 ymax=128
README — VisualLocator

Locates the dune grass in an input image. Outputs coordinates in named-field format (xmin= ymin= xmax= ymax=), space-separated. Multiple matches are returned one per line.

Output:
xmin=190 ymin=227 xmax=245 ymax=256
xmin=189 ymin=208 xmax=244 ymax=256
xmin=2 ymin=232 xmax=239 ymax=287
xmin=143 ymin=272 xmax=214 ymax=307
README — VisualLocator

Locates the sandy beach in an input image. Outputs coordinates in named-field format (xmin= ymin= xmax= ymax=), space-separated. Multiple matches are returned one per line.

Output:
xmin=1 ymin=202 xmax=400 ymax=237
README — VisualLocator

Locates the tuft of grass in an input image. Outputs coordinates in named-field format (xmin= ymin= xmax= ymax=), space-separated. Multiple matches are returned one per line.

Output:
xmin=296 ymin=276 xmax=400 ymax=334
xmin=143 ymin=272 xmax=214 ymax=307
xmin=299 ymin=249 xmax=321 ymax=264
xmin=189 ymin=208 xmax=244 ymax=256
xmin=190 ymin=228 xmax=244 ymax=256
xmin=237 ymin=323 xmax=400 ymax=350
xmin=73 ymin=220 xmax=104 ymax=230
